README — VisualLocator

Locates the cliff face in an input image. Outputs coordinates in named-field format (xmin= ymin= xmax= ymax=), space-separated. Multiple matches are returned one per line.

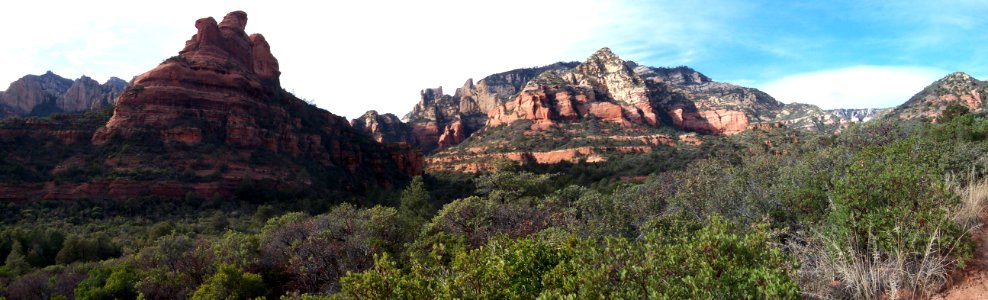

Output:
xmin=486 ymin=48 xmax=784 ymax=135
xmin=0 ymin=72 xmax=126 ymax=117
xmin=414 ymin=48 xmax=791 ymax=172
xmin=0 ymin=72 xmax=73 ymax=116
xmin=351 ymin=110 xmax=416 ymax=145
xmin=0 ymin=11 xmax=421 ymax=200
xmin=401 ymin=62 xmax=579 ymax=153
xmin=400 ymin=48 xmax=902 ymax=163
xmin=60 ymin=76 xmax=128 ymax=112
xmin=401 ymin=86 xmax=482 ymax=153
xmin=890 ymin=72 xmax=987 ymax=121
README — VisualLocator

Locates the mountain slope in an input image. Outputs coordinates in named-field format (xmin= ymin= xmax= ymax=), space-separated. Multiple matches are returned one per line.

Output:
xmin=774 ymin=103 xmax=889 ymax=132
xmin=890 ymin=72 xmax=986 ymax=120
xmin=428 ymin=48 xmax=785 ymax=171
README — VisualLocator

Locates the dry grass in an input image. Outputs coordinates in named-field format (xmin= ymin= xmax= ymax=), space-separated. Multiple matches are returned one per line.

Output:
xmin=947 ymin=169 xmax=988 ymax=229
xmin=792 ymin=226 xmax=969 ymax=300
xmin=792 ymin=170 xmax=988 ymax=300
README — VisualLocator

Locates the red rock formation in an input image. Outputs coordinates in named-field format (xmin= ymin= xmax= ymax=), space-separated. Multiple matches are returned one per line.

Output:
xmin=351 ymin=110 xmax=416 ymax=144
xmin=488 ymin=84 xmax=637 ymax=130
xmin=588 ymin=102 xmax=630 ymax=126
xmin=0 ymin=11 xmax=422 ymax=201
xmin=425 ymin=146 xmax=653 ymax=173
xmin=159 ymin=127 xmax=203 ymax=145
xmin=401 ymin=87 xmax=487 ymax=153
xmin=437 ymin=120 xmax=466 ymax=149
xmin=667 ymin=107 xmax=750 ymax=135
xmin=401 ymin=63 xmax=581 ymax=153
xmin=405 ymin=47 xmax=800 ymax=173
xmin=488 ymin=86 xmax=557 ymax=129
xmin=0 ymin=115 xmax=100 ymax=144
xmin=484 ymin=48 xmax=771 ymax=136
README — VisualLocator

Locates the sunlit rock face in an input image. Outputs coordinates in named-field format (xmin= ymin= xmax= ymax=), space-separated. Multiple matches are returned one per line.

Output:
xmin=0 ymin=72 xmax=127 ymax=117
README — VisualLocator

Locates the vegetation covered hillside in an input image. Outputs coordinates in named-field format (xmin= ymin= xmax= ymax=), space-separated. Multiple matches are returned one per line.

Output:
xmin=2 ymin=104 xmax=988 ymax=299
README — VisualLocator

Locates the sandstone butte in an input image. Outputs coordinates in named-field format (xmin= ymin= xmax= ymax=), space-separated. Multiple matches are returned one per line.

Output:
xmin=0 ymin=11 xmax=422 ymax=200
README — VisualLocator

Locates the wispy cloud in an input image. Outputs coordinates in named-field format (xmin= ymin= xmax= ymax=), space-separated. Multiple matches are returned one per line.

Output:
xmin=582 ymin=0 xmax=746 ymax=66
xmin=756 ymin=65 xmax=948 ymax=109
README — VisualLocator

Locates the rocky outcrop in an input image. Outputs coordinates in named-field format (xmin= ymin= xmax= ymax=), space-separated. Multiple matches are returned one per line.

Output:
xmin=422 ymin=48 xmax=801 ymax=172
xmin=402 ymin=87 xmax=483 ymax=153
xmin=486 ymin=47 xmax=783 ymax=134
xmin=0 ymin=72 xmax=73 ymax=116
xmin=351 ymin=110 xmax=416 ymax=144
xmin=0 ymin=11 xmax=421 ymax=200
xmin=468 ymin=62 xmax=580 ymax=115
xmin=488 ymin=83 xmax=633 ymax=129
xmin=60 ymin=76 xmax=128 ymax=112
xmin=0 ymin=72 xmax=126 ymax=117
xmin=668 ymin=108 xmax=749 ymax=135
xmin=772 ymin=103 xmax=890 ymax=133
xmin=402 ymin=62 xmax=579 ymax=153
xmin=826 ymin=108 xmax=889 ymax=122
xmin=890 ymin=72 xmax=987 ymax=121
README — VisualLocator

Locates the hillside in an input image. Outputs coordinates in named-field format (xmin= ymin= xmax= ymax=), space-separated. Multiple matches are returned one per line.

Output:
xmin=890 ymin=72 xmax=987 ymax=121
xmin=774 ymin=103 xmax=890 ymax=132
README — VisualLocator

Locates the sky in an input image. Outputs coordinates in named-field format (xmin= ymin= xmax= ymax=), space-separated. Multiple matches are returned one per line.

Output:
xmin=2 ymin=0 xmax=987 ymax=119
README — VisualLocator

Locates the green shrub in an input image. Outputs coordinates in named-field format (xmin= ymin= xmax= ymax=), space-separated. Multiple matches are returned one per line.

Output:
xmin=826 ymin=138 xmax=964 ymax=260
xmin=541 ymin=215 xmax=798 ymax=299
xmin=191 ymin=264 xmax=266 ymax=300
xmin=74 ymin=264 xmax=138 ymax=300
xmin=339 ymin=216 xmax=798 ymax=299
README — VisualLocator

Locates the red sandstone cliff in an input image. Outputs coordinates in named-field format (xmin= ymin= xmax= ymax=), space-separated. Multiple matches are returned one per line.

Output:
xmin=424 ymin=48 xmax=787 ymax=171
xmin=0 ymin=11 xmax=421 ymax=200
xmin=485 ymin=48 xmax=782 ymax=135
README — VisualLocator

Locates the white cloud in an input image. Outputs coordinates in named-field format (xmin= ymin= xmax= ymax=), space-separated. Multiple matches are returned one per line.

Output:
xmin=584 ymin=0 xmax=743 ymax=66
xmin=756 ymin=66 xmax=948 ymax=109
xmin=0 ymin=1 xmax=606 ymax=118
xmin=0 ymin=0 xmax=727 ymax=119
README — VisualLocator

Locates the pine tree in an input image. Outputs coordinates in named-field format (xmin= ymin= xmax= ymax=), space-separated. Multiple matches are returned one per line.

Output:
xmin=4 ymin=240 xmax=31 ymax=274
xmin=398 ymin=176 xmax=433 ymax=233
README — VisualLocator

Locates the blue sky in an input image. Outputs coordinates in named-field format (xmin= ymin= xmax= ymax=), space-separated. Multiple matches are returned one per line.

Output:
xmin=1 ymin=0 xmax=985 ymax=119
